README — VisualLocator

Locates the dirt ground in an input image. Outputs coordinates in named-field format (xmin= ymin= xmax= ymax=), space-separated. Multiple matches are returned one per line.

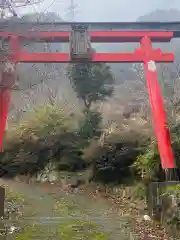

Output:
xmin=0 ymin=178 xmax=176 ymax=240
xmin=0 ymin=179 xmax=132 ymax=240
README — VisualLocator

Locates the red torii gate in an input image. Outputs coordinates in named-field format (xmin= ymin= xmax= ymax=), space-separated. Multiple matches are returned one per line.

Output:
xmin=0 ymin=21 xmax=177 ymax=173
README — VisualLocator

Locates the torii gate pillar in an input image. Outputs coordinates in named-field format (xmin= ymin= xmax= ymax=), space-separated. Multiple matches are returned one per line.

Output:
xmin=141 ymin=37 xmax=175 ymax=171
xmin=0 ymin=36 xmax=18 ymax=151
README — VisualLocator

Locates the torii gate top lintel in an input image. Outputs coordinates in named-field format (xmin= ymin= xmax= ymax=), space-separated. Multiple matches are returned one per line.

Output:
xmin=0 ymin=20 xmax=180 ymax=32
xmin=0 ymin=21 xmax=176 ymax=63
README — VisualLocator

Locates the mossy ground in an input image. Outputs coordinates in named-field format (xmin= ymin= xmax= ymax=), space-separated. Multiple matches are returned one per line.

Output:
xmin=15 ymin=199 xmax=109 ymax=240
xmin=2 ymin=183 xmax=110 ymax=240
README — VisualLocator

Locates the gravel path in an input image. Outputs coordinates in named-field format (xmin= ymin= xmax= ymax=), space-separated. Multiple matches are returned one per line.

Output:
xmin=0 ymin=179 xmax=133 ymax=240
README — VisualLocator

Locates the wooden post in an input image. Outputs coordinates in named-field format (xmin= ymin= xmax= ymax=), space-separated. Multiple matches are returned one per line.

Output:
xmin=0 ymin=186 xmax=5 ymax=217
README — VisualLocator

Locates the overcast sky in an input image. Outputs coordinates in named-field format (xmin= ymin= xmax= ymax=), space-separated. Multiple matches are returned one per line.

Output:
xmin=17 ymin=0 xmax=180 ymax=21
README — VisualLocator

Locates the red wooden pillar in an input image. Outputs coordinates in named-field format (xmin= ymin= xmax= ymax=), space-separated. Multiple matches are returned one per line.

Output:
xmin=141 ymin=36 xmax=175 ymax=170
xmin=0 ymin=72 xmax=14 ymax=151
xmin=0 ymin=36 xmax=18 ymax=151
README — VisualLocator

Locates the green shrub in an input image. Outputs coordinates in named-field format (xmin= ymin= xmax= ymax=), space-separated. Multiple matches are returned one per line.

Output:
xmin=133 ymin=121 xmax=180 ymax=182
xmin=90 ymin=123 xmax=150 ymax=183
xmin=78 ymin=111 xmax=102 ymax=146
xmin=16 ymin=104 xmax=75 ymax=139
xmin=0 ymin=104 xmax=85 ymax=177
xmin=133 ymin=140 xmax=160 ymax=181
